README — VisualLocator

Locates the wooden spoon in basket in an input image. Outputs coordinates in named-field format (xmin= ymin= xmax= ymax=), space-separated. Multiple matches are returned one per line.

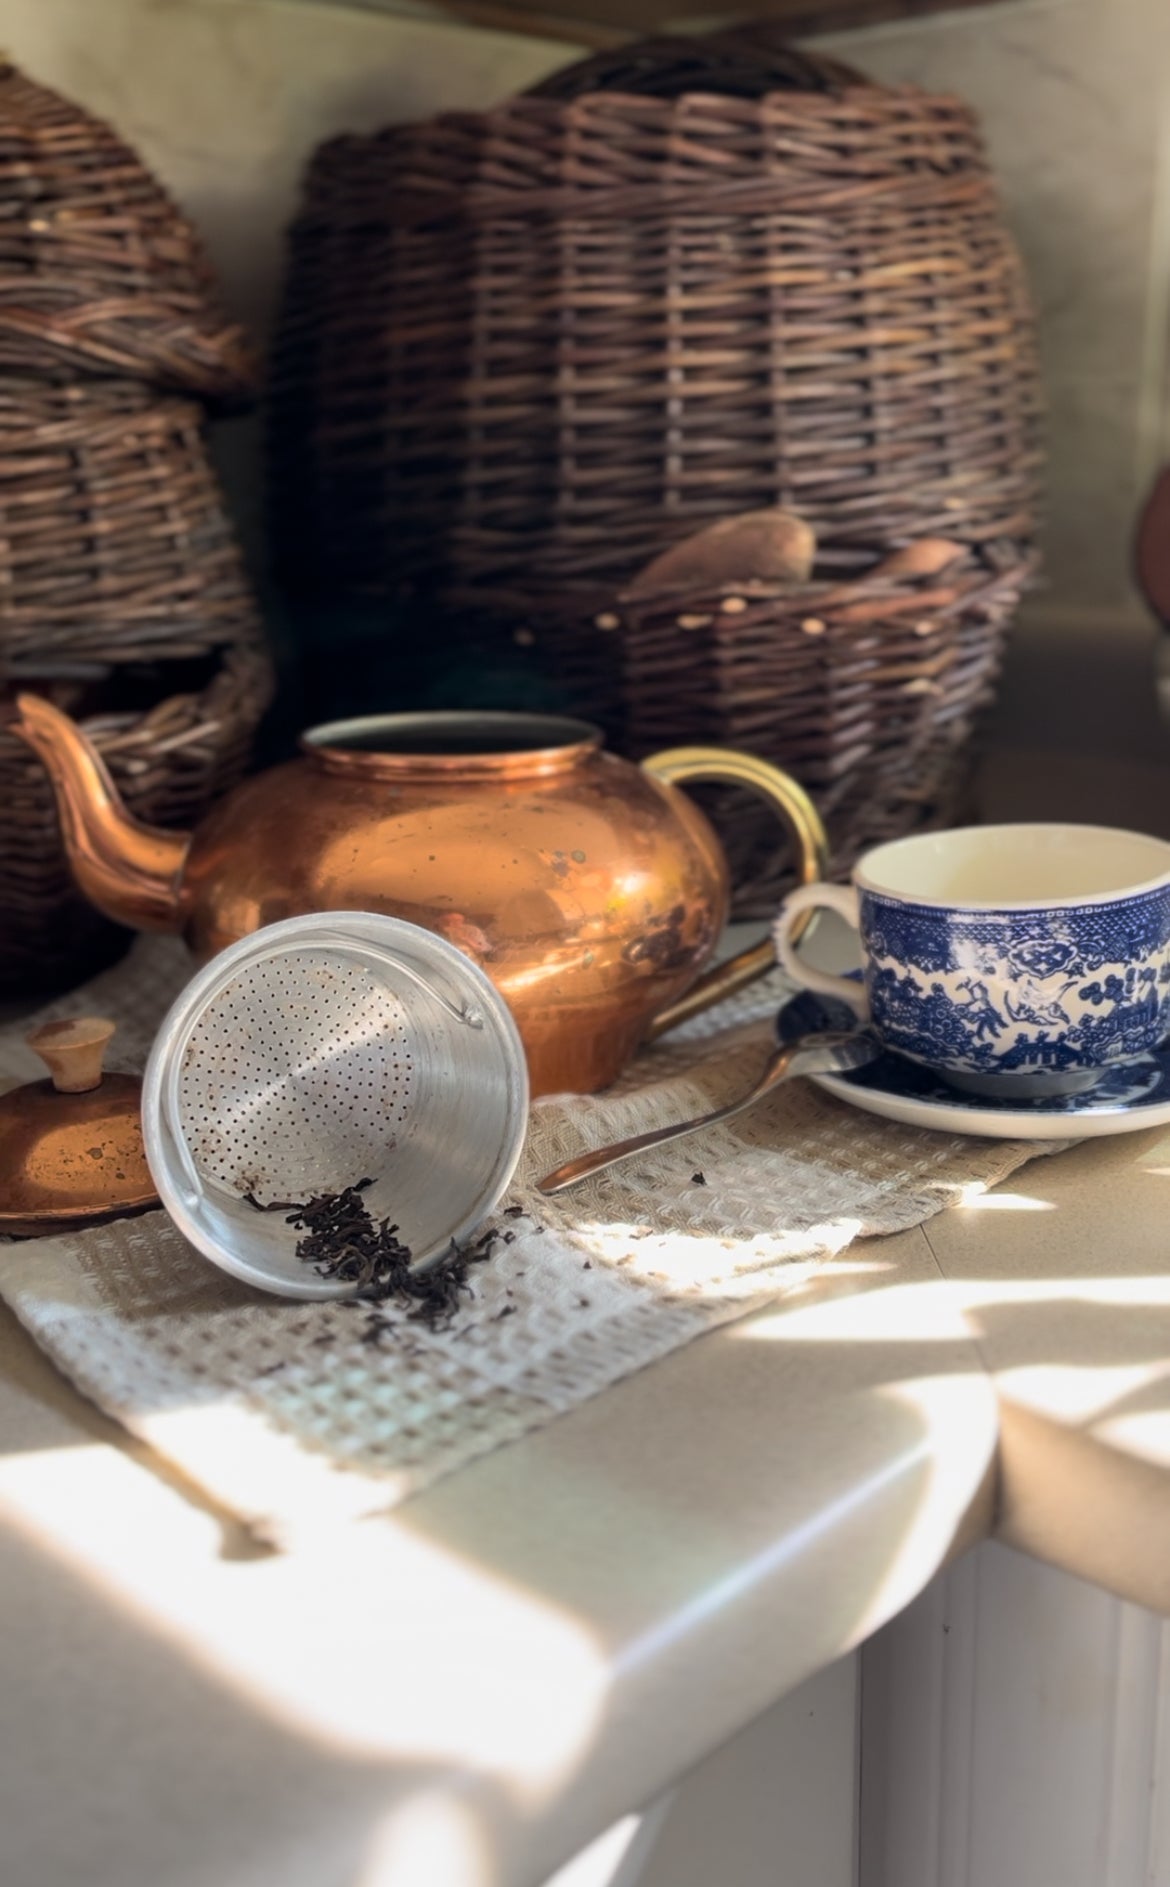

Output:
xmin=622 ymin=508 xmax=817 ymax=598
xmin=621 ymin=515 xmax=968 ymax=608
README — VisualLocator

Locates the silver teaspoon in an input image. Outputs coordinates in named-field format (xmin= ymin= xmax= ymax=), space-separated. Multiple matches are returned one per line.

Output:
xmin=535 ymin=1029 xmax=879 ymax=1195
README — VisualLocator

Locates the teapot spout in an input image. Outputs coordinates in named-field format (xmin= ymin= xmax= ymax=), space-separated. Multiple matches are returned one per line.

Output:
xmin=14 ymin=693 xmax=190 ymax=933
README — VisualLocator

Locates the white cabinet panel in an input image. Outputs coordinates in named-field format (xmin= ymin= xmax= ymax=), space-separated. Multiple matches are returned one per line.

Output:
xmin=861 ymin=1542 xmax=1170 ymax=1887
xmin=545 ymin=1655 xmax=859 ymax=1887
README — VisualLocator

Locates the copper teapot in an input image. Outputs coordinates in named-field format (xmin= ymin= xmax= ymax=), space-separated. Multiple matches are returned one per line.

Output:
xmin=15 ymin=702 xmax=825 ymax=1093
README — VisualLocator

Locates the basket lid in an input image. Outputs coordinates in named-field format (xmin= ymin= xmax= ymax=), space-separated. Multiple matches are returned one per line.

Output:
xmin=525 ymin=24 xmax=863 ymax=101
xmin=0 ymin=59 xmax=256 ymax=403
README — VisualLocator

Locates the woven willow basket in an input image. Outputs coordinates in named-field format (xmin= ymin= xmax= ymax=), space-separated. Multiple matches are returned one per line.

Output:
xmin=0 ymin=60 xmax=254 ymax=401
xmin=456 ymin=530 xmax=1033 ymax=917
xmin=0 ymin=644 xmax=273 ymax=992
xmin=0 ymin=378 xmax=263 ymax=665
xmin=270 ymin=32 xmax=1042 ymax=603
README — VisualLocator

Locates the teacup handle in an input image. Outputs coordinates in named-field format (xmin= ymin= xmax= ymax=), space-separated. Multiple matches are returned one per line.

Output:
xmin=640 ymin=745 xmax=828 ymax=1039
xmin=772 ymin=883 xmax=870 ymax=1020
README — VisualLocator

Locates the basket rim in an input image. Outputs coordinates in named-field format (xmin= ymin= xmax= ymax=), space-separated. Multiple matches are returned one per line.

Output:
xmin=0 ymin=642 xmax=273 ymax=757
xmin=315 ymin=81 xmax=983 ymax=146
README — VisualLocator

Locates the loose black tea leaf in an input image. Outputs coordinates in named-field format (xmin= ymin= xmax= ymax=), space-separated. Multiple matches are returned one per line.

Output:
xmin=243 ymin=1192 xmax=305 ymax=1213
xmin=248 ymin=1181 xmax=501 ymax=1333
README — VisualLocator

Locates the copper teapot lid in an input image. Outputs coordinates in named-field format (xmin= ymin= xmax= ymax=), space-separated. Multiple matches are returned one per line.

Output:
xmin=0 ymin=1017 xmax=158 ymax=1236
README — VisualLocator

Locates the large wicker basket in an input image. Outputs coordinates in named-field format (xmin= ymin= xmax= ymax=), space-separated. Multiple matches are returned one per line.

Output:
xmin=0 ymin=61 xmax=254 ymax=401
xmin=269 ymin=29 xmax=1042 ymax=605
xmin=0 ymin=377 xmax=263 ymax=665
xmin=0 ymin=644 xmax=272 ymax=992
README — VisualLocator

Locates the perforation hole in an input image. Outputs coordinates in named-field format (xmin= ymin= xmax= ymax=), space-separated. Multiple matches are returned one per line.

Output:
xmin=176 ymin=952 xmax=414 ymax=1204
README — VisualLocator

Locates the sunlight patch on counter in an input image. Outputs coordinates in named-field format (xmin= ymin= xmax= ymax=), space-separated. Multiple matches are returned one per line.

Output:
xmin=849 ymin=1373 xmax=998 ymax=1642
xmin=734 ymin=1278 xmax=971 ymax=1344
xmin=358 ymin=1791 xmax=489 ymax=1887
xmin=142 ymin=1398 xmax=411 ymax=1533
xmin=616 ymin=1366 xmax=996 ymax=1673
xmin=736 ymin=1271 xmax=1170 ymax=1346
xmin=961 ymin=1275 xmax=1170 ymax=1308
xmin=618 ymin=1437 xmax=935 ymax=1673
xmin=952 ymin=1188 xmax=1055 ymax=1212
xmin=998 ymin=1360 xmax=1170 ymax=1424
xmin=1095 ymin=1408 xmax=1170 ymax=1468
xmin=542 ymin=1813 xmax=650 ymax=1887
xmin=565 ymin=1213 xmax=863 ymax=1295
xmin=0 ymin=1438 xmax=607 ymax=1798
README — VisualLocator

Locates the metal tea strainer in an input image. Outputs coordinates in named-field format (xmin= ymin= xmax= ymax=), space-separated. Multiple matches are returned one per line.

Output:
xmin=141 ymin=912 xmax=529 ymax=1299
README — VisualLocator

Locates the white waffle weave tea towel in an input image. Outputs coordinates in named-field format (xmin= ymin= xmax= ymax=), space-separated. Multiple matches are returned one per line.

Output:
xmin=0 ymin=937 xmax=1069 ymax=1545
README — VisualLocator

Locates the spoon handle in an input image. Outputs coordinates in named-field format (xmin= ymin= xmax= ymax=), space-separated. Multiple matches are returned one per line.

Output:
xmin=535 ymin=1044 xmax=796 ymax=1194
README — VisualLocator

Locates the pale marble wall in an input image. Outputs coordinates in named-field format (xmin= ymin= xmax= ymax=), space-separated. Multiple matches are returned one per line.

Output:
xmin=814 ymin=0 xmax=1170 ymax=809
xmin=6 ymin=0 xmax=1170 ymax=803
xmin=821 ymin=0 xmax=1170 ymax=634
xmin=3 ymin=0 xmax=568 ymax=340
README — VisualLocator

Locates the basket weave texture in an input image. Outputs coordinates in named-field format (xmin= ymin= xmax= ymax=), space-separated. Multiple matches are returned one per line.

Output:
xmin=0 ymin=645 xmax=271 ymax=992
xmin=0 ymin=378 xmax=263 ymax=663
xmin=0 ymin=61 xmax=254 ymax=401
xmin=479 ymin=534 xmax=1031 ymax=915
xmin=0 ymin=60 xmax=270 ymax=991
xmin=270 ymin=45 xmax=1042 ymax=603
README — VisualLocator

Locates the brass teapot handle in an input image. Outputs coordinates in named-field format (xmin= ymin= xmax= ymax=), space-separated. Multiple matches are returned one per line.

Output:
xmin=640 ymin=746 xmax=828 ymax=1041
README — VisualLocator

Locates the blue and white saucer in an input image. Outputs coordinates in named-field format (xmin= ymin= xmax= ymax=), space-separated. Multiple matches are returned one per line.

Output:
xmin=776 ymin=988 xmax=1170 ymax=1140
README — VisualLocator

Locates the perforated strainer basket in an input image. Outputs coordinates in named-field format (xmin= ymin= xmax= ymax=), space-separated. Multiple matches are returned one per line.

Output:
xmin=141 ymin=912 xmax=529 ymax=1299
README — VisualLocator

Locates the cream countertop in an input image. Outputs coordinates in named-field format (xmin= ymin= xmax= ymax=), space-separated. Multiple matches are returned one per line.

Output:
xmin=3 ymin=1119 xmax=1170 ymax=1884
xmin=925 ymin=1125 xmax=1170 ymax=1614
xmin=0 ymin=1220 xmax=995 ymax=1887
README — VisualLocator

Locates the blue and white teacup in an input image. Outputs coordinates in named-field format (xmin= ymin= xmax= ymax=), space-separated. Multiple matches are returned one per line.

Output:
xmin=773 ymin=824 xmax=1170 ymax=1098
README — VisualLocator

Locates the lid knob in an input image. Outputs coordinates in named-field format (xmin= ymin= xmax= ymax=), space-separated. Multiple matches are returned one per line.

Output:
xmin=27 ymin=1016 xmax=116 ymax=1093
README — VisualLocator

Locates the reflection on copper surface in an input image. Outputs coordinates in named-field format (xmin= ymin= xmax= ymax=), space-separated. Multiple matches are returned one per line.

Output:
xmin=15 ymin=702 xmax=827 ymax=1094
